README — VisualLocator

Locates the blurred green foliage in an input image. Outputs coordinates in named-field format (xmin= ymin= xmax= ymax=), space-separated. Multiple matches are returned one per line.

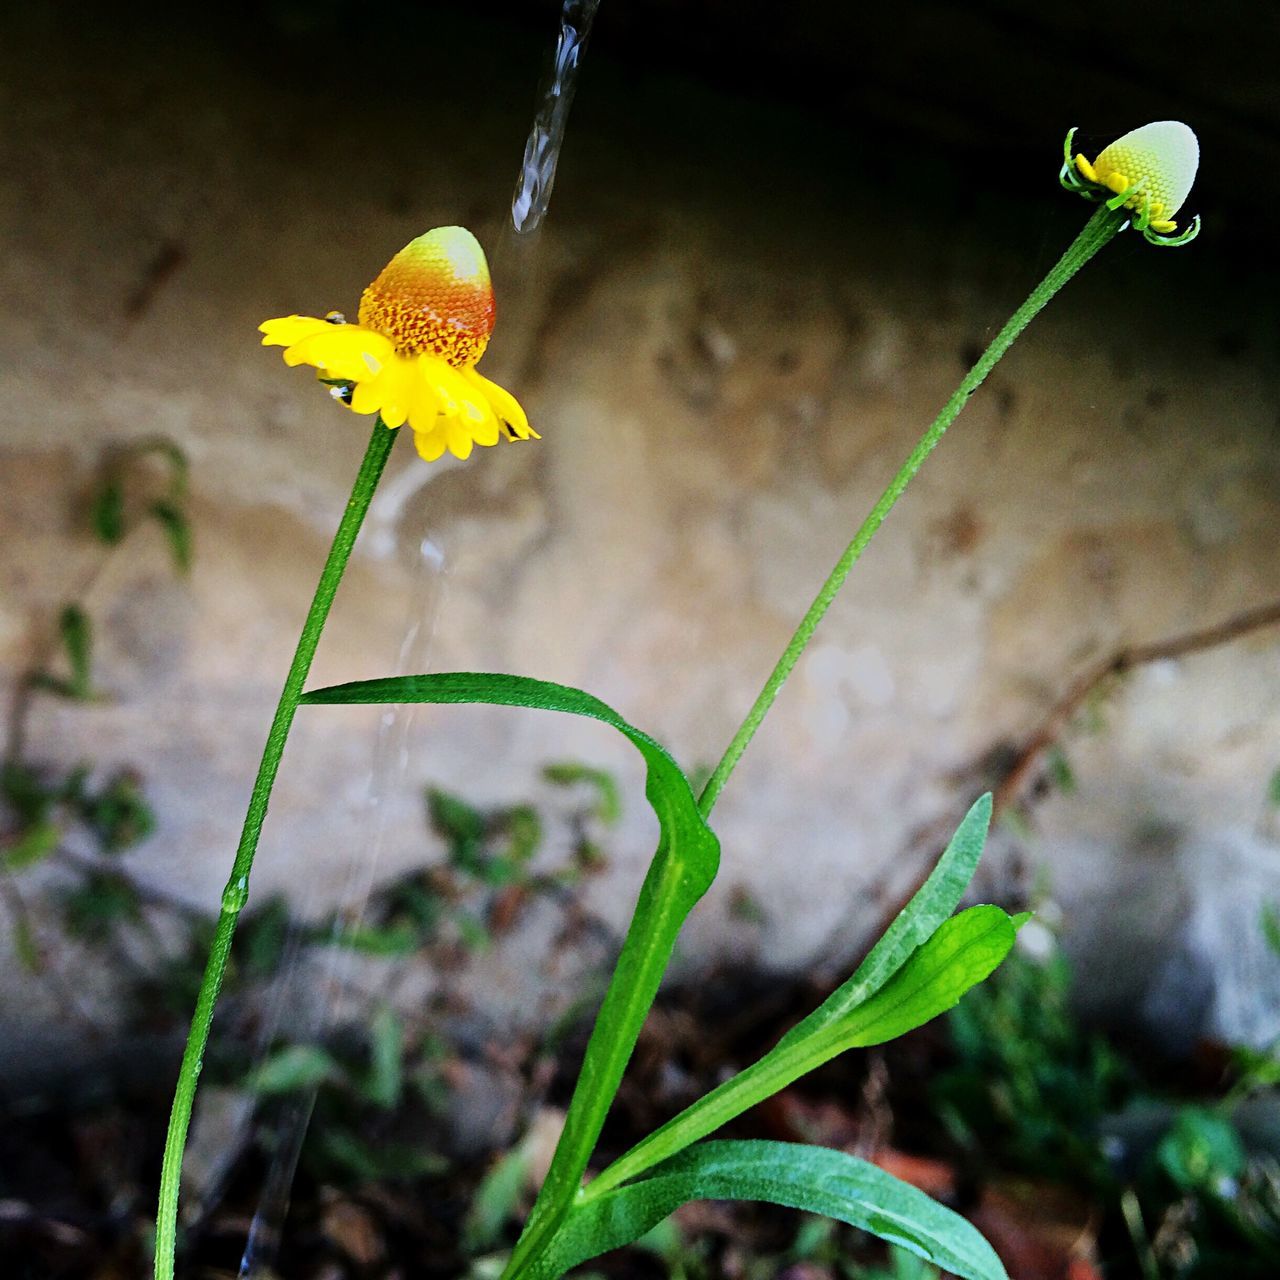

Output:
xmin=938 ymin=934 xmax=1280 ymax=1278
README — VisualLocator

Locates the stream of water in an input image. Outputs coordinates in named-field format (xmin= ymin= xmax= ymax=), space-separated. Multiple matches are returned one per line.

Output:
xmin=237 ymin=537 xmax=447 ymax=1278
xmin=510 ymin=0 xmax=600 ymax=235
xmin=233 ymin=3 xmax=601 ymax=1268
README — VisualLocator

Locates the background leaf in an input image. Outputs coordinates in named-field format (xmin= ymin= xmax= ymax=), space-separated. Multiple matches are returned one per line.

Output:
xmin=1 ymin=820 xmax=60 ymax=872
xmin=149 ymin=500 xmax=192 ymax=573
xmin=302 ymin=672 xmax=721 ymax=1268
xmin=362 ymin=1005 xmax=404 ymax=1109
xmin=91 ymin=479 xmax=126 ymax=544
xmin=588 ymin=798 xmax=1001 ymax=1195
xmin=245 ymin=1044 xmax=341 ymax=1095
xmin=52 ymin=604 xmax=94 ymax=700
xmin=543 ymin=761 xmax=622 ymax=825
xmin=539 ymin=1141 xmax=1008 ymax=1280
xmin=78 ymin=771 xmax=156 ymax=853
xmin=12 ymin=915 xmax=42 ymax=973
xmin=466 ymin=1141 xmax=537 ymax=1253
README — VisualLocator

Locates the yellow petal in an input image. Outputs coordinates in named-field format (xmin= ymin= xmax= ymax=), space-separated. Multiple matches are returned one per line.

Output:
xmin=413 ymin=428 xmax=450 ymax=462
xmin=1074 ymin=155 xmax=1099 ymax=184
xmin=346 ymin=354 xmax=416 ymax=428
xmin=350 ymin=374 xmax=387 ymax=417
xmin=428 ymin=358 xmax=500 ymax=444
xmin=461 ymin=367 xmax=538 ymax=440
xmin=260 ymin=315 xmax=331 ymax=347
xmin=407 ymin=371 xmax=445 ymax=434
xmin=282 ymin=325 xmax=395 ymax=380
xmin=470 ymin=413 xmax=500 ymax=448
xmin=445 ymin=419 xmax=475 ymax=460
xmin=1101 ymin=170 xmax=1131 ymax=197
xmin=381 ymin=360 xmax=418 ymax=429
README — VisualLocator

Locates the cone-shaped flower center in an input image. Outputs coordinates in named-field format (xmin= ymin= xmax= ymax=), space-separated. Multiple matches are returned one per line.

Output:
xmin=1090 ymin=121 xmax=1199 ymax=219
xmin=358 ymin=226 xmax=496 ymax=367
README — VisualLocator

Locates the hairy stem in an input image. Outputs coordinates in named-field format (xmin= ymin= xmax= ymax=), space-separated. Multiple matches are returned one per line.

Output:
xmin=696 ymin=205 xmax=1124 ymax=818
xmin=154 ymin=421 xmax=397 ymax=1279
xmin=504 ymin=204 xmax=1126 ymax=1280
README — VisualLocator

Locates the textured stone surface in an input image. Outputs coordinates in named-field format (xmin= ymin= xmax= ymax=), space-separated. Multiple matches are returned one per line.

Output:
xmin=2 ymin=7 xmax=1279 ymax=1072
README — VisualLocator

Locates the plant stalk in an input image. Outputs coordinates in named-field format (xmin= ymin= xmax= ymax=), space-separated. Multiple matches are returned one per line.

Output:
xmin=154 ymin=421 xmax=397 ymax=1279
xmin=504 ymin=204 xmax=1126 ymax=1280
xmin=696 ymin=205 xmax=1124 ymax=818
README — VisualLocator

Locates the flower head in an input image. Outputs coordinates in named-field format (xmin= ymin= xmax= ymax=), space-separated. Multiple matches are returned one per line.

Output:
xmin=261 ymin=227 xmax=537 ymax=462
xmin=1060 ymin=121 xmax=1201 ymax=247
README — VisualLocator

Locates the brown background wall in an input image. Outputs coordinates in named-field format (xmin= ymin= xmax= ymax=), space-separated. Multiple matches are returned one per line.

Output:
xmin=1 ymin=1 xmax=1278 ymax=1071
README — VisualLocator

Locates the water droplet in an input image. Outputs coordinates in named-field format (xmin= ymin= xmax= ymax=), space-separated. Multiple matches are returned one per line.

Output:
xmin=221 ymin=875 xmax=249 ymax=914
xmin=510 ymin=0 xmax=601 ymax=235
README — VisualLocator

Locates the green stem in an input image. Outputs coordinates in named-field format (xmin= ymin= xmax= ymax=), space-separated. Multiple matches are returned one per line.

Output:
xmin=503 ymin=203 xmax=1126 ymax=1280
xmin=696 ymin=205 xmax=1123 ymax=818
xmin=153 ymin=421 xmax=397 ymax=1279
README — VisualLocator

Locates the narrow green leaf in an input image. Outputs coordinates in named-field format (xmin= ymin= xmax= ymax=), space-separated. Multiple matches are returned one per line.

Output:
xmin=543 ymin=762 xmax=623 ymax=825
xmin=364 ymin=1005 xmax=404 ymax=1109
xmin=777 ymin=794 xmax=994 ymax=1050
xmin=429 ymin=786 xmax=488 ymax=875
xmin=328 ymin=920 xmax=421 ymax=956
xmin=52 ymin=604 xmax=93 ymax=699
xmin=1261 ymin=901 xmax=1280 ymax=960
xmin=244 ymin=1044 xmax=341 ymax=1095
xmin=588 ymin=798 xmax=997 ymax=1195
xmin=312 ymin=1126 xmax=449 ymax=1181
xmin=833 ymin=905 xmax=1020 ymax=1048
xmin=466 ymin=1142 xmax=535 ymax=1252
xmin=149 ymin=500 xmax=192 ymax=573
xmin=91 ymin=479 xmax=126 ymax=544
xmin=1 ymin=820 xmax=60 ymax=872
xmin=539 ymin=1141 xmax=1007 ymax=1280
xmin=301 ymin=672 xmax=720 ymax=1265
xmin=1046 ymin=747 xmax=1076 ymax=795
xmin=27 ymin=673 xmax=77 ymax=698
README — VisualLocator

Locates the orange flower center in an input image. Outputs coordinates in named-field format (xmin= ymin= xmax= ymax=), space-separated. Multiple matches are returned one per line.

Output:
xmin=358 ymin=226 xmax=495 ymax=368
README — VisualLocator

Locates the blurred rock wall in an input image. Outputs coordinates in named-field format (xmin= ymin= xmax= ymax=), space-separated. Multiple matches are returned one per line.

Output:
xmin=2 ymin=4 xmax=1278 ymax=1072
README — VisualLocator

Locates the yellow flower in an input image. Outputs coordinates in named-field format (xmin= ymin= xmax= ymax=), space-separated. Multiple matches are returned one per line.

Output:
xmin=261 ymin=227 xmax=537 ymax=462
xmin=1074 ymin=121 xmax=1198 ymax=235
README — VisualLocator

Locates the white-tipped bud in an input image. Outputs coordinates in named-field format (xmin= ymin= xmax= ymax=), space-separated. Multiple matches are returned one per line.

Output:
xmin=1089 ymin=121 xmax=1199 ymax=220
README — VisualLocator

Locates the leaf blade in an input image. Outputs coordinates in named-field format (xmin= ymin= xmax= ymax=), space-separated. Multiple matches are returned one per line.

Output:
xmin=782 ymin=792 xmax=994 ymax=1046
xmin=587 ymin=798 xmax=999 ymax=1195
xmin=57 ymin=604 xmax=94 ymax=700
xmin=540 ymin=1141 xmax=1008 ymax=1280
xmin=838 ymin=904 xmax=1021 ymax=1047
xmin=301 ymin=672 xmax=721 ymax=1268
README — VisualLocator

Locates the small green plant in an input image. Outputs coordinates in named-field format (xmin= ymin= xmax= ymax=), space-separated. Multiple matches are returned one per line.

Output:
xmin=1 ymin=438 xmax=190 ymax=991
xmin=938 ymin=927 xmax=1280 ymax=1278
xmin=936 ymin=940 xmax=1135 ymax=1187
xmin=155 ymin=121 xmax=1203 ymax=1280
